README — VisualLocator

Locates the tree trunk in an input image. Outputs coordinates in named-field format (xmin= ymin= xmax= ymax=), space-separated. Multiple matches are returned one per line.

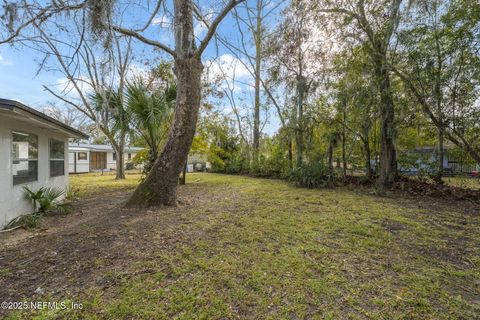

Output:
xmin=112 ymin=141 xmax=126 ymax=180
xmin=101 ymin=127 xmax=126 ymax=180
xmin=434 ymin=21 xmax=444 ymax=184
xmin=327 ymin=141 xmax=334 ymax=180
xmin=116 ymin=151 xmax=125 ymax=179
xmin=145 ymin=145 xmax=158 ymax=174
xmin=252 ymin=1 xmax=262 ymax=162
xmin=342 ymin=105 xmax=347 ymax=179
xmin=126 ymin=57 xmax=203 ymax=206
xmin=288 ymin=136 xmax=293 ymax=170
xmin=363 ymin=136 xmax=372 ymax=179
xmin=180 ymin=159 xmax=187 ymax=185
xmin=436 ymin=127 xmax=444 ymax=183
xmin=375 ymin=59 xmax=397 ymax=192
xmin=296 ymin=75 xmax=306 ymax=168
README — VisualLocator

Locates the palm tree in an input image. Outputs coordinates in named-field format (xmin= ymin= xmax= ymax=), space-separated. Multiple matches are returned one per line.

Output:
xmin=125 ymin=77 xmax=176 ymax=173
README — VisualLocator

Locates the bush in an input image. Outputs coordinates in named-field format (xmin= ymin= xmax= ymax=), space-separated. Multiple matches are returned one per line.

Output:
xmin=4 ymin=186 xmax=73 ymax=230
xmin=290 ymin=162 xmax=333 ymax=188
xmin=251 ymin=155 xmax=289 ymax=178
xmin=222 ymin=153 xmax=249 ymax=174
xmin=23 ymin=186 xmax=68 ymax=214
xmin=5 ymin=213 xmax=43 ymax=229
xmin=131 ymin=149 xmax=150 ymax=172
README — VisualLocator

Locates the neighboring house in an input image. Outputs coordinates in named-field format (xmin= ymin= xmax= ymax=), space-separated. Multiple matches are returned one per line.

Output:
xmin=68 ymin=143 xmax=143 ymax=173
xmin=186 ymin=153 xmax=211 ymax=172
xmin=399 ymin=146 xmax=479 ymax=175
xmin=0 ymin=98 xmax=88 ymax=228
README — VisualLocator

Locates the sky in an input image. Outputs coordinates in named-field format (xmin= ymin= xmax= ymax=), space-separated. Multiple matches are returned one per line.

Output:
xmin=0 ymin=0 xmax=285 ymax=136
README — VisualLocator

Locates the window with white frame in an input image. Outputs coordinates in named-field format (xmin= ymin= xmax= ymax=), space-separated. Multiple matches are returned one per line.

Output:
xmin=50 ymin=138 xmax=65 ymax=177
xmin=12 ymin=131 xmax=38 ymax=185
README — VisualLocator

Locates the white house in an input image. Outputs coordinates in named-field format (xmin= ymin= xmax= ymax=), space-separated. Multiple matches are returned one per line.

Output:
xmin=0 ymin=98 xmax=88 ymax=228
xmin=68 ymin=143 xmax=143 ymax=173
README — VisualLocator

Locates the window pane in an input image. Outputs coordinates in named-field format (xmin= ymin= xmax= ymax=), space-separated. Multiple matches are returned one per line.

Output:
xmin=113 ymin=152 xmax=117 ymax=161
xmin=50 ymin=139 xmax=64 ymax=160
xmin=12 ymin=131 xmax=38 ymax=185
xmin=78 ymin=152 xmax=87 ymax=160
xmin=50 ymin=160 xmax=65 ymax=177
xmin=13 ymin=160 xmax=38 ymax=185
xmin=12 ymin=131 xmax=38 ymax=160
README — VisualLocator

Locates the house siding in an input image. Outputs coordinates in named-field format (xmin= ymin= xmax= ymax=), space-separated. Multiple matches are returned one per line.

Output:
xmin=68 ymin=148 xmax=90 ymax=173
xmin=107 ymin=152 xmax=137 ymax=170
xmin=0 ymin=116 xmax=69 ymax=228
xmin=68 ymin=146 xmax=139 ymax=173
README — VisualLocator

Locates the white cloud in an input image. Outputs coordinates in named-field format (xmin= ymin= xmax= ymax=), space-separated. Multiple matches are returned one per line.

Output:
xmin=205 ymin=54 xmax=253 ymax=94
xmin=55 ymin=76 xmax=93 ymax=99
xmin=0 ymin=53 xmax=12 ymax=66
xmin=152 ymin=15 xmax=171 ymax=28
xmin=206 ymin=54 xmax=251 ymax=81
xmin=194 ymin=8 xmax=216 ymax=38
xmin=194 ymin=22 xmax=208 ymax=38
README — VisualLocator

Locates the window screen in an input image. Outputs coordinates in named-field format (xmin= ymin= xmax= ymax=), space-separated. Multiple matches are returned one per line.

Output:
xmin=12 ymin=131 xmax=38 ymax=185
xmin=50 ymin=138 xmax=65 ymax=177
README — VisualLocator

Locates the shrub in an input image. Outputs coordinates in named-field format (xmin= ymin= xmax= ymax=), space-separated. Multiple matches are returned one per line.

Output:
xmin=24 ymin=186 xmax=71 ymax=215
xmin=5 ymin=213 xmax=43 ymax=229
xmin=131 ymin=149 xmax=149 ymax=168
xmin=5 ymin=186 xmax=72 ymax=230
xmin=222 ymin=153 xmax=249 ymax=174
xmin=290 ymin=162 xmax=334 ymax=188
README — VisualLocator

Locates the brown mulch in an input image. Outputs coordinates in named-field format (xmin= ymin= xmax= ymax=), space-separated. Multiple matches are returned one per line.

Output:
xmin=343 ymin=175 xmax=480 ymax=203
xmin=393 ymin=176 xmax=480 ymax=202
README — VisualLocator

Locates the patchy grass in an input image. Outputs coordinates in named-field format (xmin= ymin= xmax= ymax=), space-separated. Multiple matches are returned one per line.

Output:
xmin=2 ymin=173 xmax=479 ymax=319
xmin=444 ymin=176 xmax=480 ymax=190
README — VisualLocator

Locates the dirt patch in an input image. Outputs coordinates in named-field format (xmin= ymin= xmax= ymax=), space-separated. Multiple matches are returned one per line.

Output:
xmin=0 ymin=183 xmax=227 ymax=313
xmin=381 ymin=219 xmax=407 ymax=234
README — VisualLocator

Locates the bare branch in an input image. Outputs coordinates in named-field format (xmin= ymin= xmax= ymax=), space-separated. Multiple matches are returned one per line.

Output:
xmin=196 ymin=0 xmax=246 ymax=56
xmin=113 ymin=25 xmax=176 ymax=57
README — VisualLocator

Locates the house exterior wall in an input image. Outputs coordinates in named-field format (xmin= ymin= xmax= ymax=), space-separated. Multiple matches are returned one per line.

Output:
xmin=68 ymin=148 xmax=89 ymax=173
xmin=0 ymin=116 xmax=69 ymax=228
xmin=106 ymin=152 xmax=137 ymax=170
xmin=106 ymin=152 xmax=116 ymax=170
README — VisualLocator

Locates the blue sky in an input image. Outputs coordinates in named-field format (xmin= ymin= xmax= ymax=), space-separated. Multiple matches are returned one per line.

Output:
xmin=0 ymin=1 xmax=284 ymax=135
xmin=0 ymin=46 xmax=62 ymax=107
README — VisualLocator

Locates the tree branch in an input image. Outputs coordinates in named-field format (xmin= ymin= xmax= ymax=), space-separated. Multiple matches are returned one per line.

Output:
xmin=196 ymin=0 xmax=246 ymax=56
xmin=113 ymin=26 xmax=176 ymax=57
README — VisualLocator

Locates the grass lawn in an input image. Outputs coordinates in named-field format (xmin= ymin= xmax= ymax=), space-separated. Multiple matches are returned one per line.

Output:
xmin=69 ymin=170 xmax=144 ymax=198
xmin=1 ymin=173 xmax=479 ymax=319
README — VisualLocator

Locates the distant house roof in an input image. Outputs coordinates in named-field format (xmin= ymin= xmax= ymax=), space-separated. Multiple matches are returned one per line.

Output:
xmin=69 ymin=143 xmax=144 ymax=153
xmin=0 ymin=98 xmax=89 ymax=139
